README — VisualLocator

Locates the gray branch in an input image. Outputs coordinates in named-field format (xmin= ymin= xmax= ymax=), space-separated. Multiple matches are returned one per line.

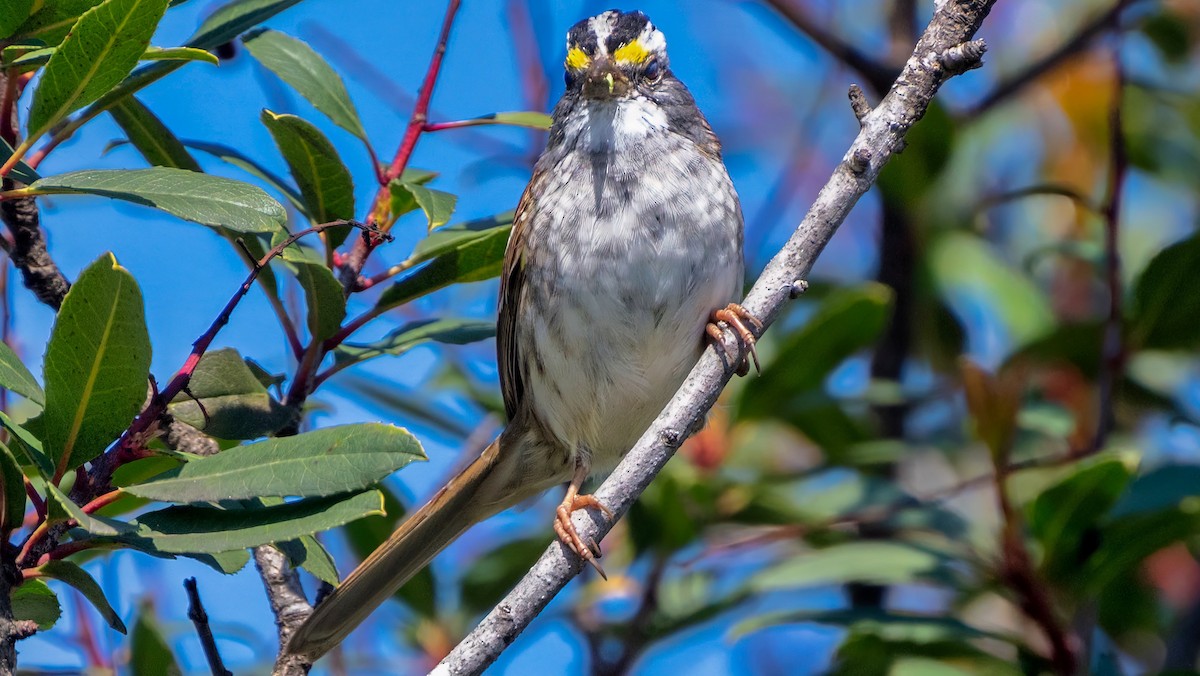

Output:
xmin=432 ymin=1 xmax=996 ymax=674
xmin=254 ymin=545 xmax=314 ymax=676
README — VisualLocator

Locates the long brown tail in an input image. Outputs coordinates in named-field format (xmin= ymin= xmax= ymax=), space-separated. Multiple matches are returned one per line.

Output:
xmin=286 ymin=438 xmax=505 ymax=660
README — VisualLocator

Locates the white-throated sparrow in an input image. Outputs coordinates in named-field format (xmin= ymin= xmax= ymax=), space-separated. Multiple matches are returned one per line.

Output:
xmin=288 ymin=9 xmax=758 ymax=659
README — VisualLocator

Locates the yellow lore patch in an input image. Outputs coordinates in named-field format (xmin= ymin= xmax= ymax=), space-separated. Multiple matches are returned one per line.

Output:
xmin=566 ymin=47 xmax=590 ymax=70
xmin=612 ymin=40 xmax=650 ymax=64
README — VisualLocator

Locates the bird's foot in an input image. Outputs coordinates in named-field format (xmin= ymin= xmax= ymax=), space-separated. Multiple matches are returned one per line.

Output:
xmin=554 ymin=493 xmax=613 ymax=579
xmin=706 ymin=303 xmax=763 ymax=375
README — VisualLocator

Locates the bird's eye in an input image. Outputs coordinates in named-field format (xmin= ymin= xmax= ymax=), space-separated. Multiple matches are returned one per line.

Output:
xmin=644 ymin=59 xmax=662 ymax=81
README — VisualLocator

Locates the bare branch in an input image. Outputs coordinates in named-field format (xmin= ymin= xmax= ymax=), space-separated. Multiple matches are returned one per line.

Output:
xmin=433 ymin=1 xmax=998 ymax=673
xmin=184 ymin=578 xmax=233 ymax=676
xmin=255 ymin=546 xmax=314 ymax=676
xmin=848 ymin=84 xmax=872 ymax=124
xmin=0 ymin=72 xmax=68 ymax=310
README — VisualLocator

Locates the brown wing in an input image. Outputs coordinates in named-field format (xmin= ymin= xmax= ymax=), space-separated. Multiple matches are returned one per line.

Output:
xmin=497 ymin=174 xmax=541 ymax=421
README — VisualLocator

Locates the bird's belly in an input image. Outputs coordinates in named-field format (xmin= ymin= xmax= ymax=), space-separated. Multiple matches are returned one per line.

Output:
xmin=523 ymin=202 xmax=740 ymax=470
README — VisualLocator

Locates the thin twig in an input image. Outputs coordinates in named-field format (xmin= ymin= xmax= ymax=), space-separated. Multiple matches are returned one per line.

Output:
xmin=965 ymin=0 xmax=1135 ymax=118
xmin=184 ymin=578 xmax=233 ymax=676
xmin=109 ymin=220 xmax=380 ymax=466
xmin=71 ymin=591 xmax=109 ymax=670
xmin=994 ymin=451 xmax=1077 ymax=674
xmin=432 ymin=2 xmax=996 ymax=672
xmin=761 ymin=0 xmax=898 ymax=94
xmin=1093 ymin=49 xmax=1128 ymax=452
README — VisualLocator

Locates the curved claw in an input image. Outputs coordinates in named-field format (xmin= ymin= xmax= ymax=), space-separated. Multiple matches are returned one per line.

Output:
xmin=554 ymin=493 xmax=612 ymax=579
xmin=707 ymin=303 xmax=763 ymax=375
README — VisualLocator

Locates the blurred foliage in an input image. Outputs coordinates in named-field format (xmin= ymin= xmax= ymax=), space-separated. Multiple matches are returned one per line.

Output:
xmin=2 ymin=0 xmax=1200 ymax=675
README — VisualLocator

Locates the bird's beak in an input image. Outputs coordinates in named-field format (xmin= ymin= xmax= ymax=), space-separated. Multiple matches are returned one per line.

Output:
xmin=581 ymin=59 xmax=629 ymax=100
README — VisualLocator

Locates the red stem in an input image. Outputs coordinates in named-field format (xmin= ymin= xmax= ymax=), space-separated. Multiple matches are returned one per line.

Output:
xmin=72 ymin=591 xmax=110 ymax=668
xmin=338 ymin=0 xmax=462 ymax=293
xmin=80 ymin=489 xmax=122 ymax=515
xmin=24 ymin=478 xmax=44 ymax=520
xmin=384 ymin=0 xmax=460 ymax=184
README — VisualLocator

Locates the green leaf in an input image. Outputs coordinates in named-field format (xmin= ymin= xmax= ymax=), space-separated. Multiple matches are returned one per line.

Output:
xmin=124 ymin=423 xmax=424 ymax=502
xmin=343 ymin=485 xmax=436 ymax=617
xmin=6 ymin=44 xmax=218 ymax=72
xmin=26 ymin=0 xmax=171 ymax=143
xmin=260 ymin=110 xmax=354 ymax=243
xmin=142 ymin=45 xmax=218 ymax=65
xmin=469 ymin=111 xmax=552 ymax=130
xmin=0 ymin=441 xmax=26 ymax=529
xmin=28 ymin=168 xmax=286 ymax=233
xmin=388 ymin=179 xmax=419 ymax=219
xmin=411 ymin=185 xmax=457 ymax=231
xmin=376 ymin=214 xmax=513 ymax=311
xmin=748 ymin=542 xmax=954 ymax=591
xmin=12 ymin=579 xmax=60 ymax=630
xmin=1028 ymin=456 xmax=1136 ymax=585
xmin=0 ymin=339 xmax=44 ymax=405
xmin=112 ymin=456 xmax=181 ymax=488
xmin=735 ymin=608 xmax=996 ymax=644
xmin=739 ymin=284 xmax=893 ymax=418
xmin=185 ymin=0 xmax=303 ymax=50
xmin=1009 ymin=321 xmax=1104 ymax=377
xmin=390 ymin=181 xmax=457 ymax=231
xmin=333 ymin=318 xmax=494 ymax=369
xmin=183 ymin=139 xmax=305 ymax=212
xmin=192 ymin=548 xmax=251 ymax=574
xmin=1083 ymin=507 xmax=1200 ymax=595
xmin=36 ymin=560 xmax=127 ymax=633
xmin=109 ymin=97 xmax=202 ymax=171
xmin=400 ymin=168 xmax=438 ymax=185
xmin=930 ymin=233 xmax=1055 ymax=349
xmin=0 ymin=0 xmax=35 ymax=40
xmin=43 ymin=253 xmax=151 ymax=476
xmin=130 ymin=604 xmax=183 ymax=676
xmin=45 ymin=482 xmax=134 ymax=536
xmin=243 ymin=29 xmax=368 ymax=142
xmin=289 ymin=259 xmax=346 ymax=342
xmin=1142 ymin=12 xmax=1190 ymax=64
xmin=0 ymin=136 xmax=41 ymax=185
xmin=0 ymin=411 xmax=52 ymax=478
xmin=121 ymin=489 xmax=384 ymax=553
xmin=1 ymin=45 xmax=54 ymax=72
xmin=11 ymin=0 xmax=103 ymax=47
xmin=277 ymin=535 xmax=339 ymax=585
xmin=408 ymin=212 xmax=511 ymax=262
xmin=165 ymin=348 xmax=291 ymax=440
xmin=1131 ymin=233 xmax=1200 ymax=350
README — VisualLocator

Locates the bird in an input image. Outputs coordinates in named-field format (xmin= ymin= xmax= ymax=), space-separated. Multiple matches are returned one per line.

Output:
xmin=287 ymin=9 xmax=759 ymax=660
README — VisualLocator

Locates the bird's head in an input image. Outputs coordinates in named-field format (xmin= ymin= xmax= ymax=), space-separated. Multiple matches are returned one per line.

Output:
xmin=563 ymin=10 xmax=668 ymax=101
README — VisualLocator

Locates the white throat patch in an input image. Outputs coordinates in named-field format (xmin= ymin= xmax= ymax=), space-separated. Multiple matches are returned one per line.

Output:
xmin=577 ymin=98 xmax=670 ymax=153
